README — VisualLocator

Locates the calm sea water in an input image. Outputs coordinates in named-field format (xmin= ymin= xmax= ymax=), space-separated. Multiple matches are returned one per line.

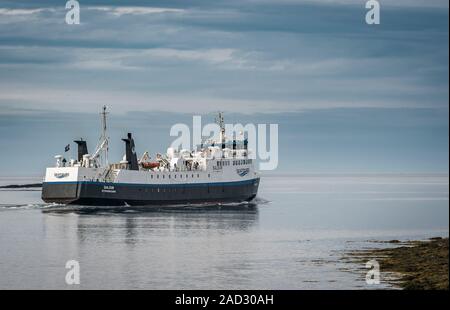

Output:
xmin=0 ymin=174 xmax=448 ymax=289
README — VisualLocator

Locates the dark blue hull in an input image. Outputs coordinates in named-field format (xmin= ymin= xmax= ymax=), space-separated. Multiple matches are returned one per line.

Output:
xmin=42 ymin=178 xmax=260 ymax=206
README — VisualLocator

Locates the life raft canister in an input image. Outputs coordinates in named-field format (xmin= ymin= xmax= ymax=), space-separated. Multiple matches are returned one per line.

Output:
xmin=141 ymin=162 xmax=160 ymax=169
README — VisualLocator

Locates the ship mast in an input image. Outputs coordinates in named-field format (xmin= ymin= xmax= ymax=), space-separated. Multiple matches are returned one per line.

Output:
xmin=101 ymin=105 xmax=108 ymax=139
xmin=215 ymin=111 xmax=225 ymax=144
xmin=92 ymin=106 xmax=109 ymax=167
xmin=101 ymin=105 xmax=109 ymax=165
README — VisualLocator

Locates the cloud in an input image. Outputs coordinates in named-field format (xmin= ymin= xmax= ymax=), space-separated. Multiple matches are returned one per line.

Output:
xmin=0 ymin=45 xmax=239 ymax=69
xmin=0 ymin=81 xmax=446 ymax=117
xmin=0 ymin=8 xmax=47 ymax=15
xmin=73 ymin=48 xmax=239 ymax=70
xmin=88 ymin=6 xmax=185 ymax=16
xmin=0 ymin=0 xmax=447 ymax=115
xmin=2 ymin=42 xmax=245 ymax=70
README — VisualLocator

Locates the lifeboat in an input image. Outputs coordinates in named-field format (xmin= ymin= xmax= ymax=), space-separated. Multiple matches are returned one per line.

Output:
xmin=141 ymin=162 xmax=160 ymax=169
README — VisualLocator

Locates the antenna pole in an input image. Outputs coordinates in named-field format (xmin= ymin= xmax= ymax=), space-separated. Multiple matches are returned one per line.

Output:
xmin=100 ymin=106 xmax=109 ymax=166
xmin=215 ymin=111 xmax=225 ymax=144
xmin=101 ymin=105 xmax=107 ymax=138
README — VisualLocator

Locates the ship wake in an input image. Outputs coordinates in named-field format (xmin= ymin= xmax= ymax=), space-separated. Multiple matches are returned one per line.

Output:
xmin=40 ymin=196 xmax=270 ymax=214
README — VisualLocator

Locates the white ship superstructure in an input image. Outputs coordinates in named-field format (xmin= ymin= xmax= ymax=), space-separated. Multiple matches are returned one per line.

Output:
xmin=42 ymin=107 xmax=260 ymax=206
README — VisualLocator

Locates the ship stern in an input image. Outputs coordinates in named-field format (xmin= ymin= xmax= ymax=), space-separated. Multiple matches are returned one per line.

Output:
xmin=41 ymin=167 xmax=81 ymax=204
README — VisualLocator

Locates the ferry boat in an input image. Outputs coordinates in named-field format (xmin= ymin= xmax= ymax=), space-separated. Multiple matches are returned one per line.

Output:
xmin=41 ymin=107 xmax=260 ymax=206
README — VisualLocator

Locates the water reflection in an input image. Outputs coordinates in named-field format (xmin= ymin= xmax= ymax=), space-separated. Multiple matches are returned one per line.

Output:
xmin=41 ymin=202 xmax=260 ymax=215
xmin=42 ymin=204 xmax=260 ymax=248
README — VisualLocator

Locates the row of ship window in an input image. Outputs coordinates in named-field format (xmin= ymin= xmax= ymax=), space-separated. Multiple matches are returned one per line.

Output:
xmin=233 ymin=159 xmax=252 ymax=166
xmin=150 ymin=173 xmax=211 ymax=179
xmin=216 ymin=159 xmax=252 ymax=167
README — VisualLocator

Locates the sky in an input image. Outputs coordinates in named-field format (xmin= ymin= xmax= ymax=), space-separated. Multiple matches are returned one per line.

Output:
xmin=0 ymin=0 xmax=448 ymax=175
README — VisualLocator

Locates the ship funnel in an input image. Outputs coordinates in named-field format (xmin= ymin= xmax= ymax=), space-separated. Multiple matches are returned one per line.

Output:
xmin=122 ymin=133 xmax=139 ymax=170
xmin=74 ymin=139 xmax=88 ymax=162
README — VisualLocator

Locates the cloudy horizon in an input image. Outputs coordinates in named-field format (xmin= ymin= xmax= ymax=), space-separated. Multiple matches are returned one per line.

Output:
xmin=0 ymin=0 xmax=448 ymax=175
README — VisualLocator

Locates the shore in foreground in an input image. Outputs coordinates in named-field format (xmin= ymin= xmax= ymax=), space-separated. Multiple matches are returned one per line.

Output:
xmin=348 ymin=237 xmax=448 ymax=290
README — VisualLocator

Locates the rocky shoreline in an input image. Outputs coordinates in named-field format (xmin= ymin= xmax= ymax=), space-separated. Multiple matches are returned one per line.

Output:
xmin=346 ymin=237 xmax=448 ymax=290
xmin=0 ymin=183 xmax=42 ymax=189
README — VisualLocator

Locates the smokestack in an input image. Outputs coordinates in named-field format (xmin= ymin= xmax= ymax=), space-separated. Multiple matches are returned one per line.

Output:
xmin=122 ymin=133 xmax=139 ymax=170
xmin=74 ymin=139 xmax=88 ymax=162
xmin=232 ymin=140 xmax=236 ymax=158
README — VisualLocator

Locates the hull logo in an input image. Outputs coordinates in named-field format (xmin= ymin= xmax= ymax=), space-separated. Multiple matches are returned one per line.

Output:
xmin=102 ymin=185 xmax=116 ymax=194
xmin=54 ymin=173 xmax=69 ymax=179
xmin=236 ymin=168 xmax=249 ymax=177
